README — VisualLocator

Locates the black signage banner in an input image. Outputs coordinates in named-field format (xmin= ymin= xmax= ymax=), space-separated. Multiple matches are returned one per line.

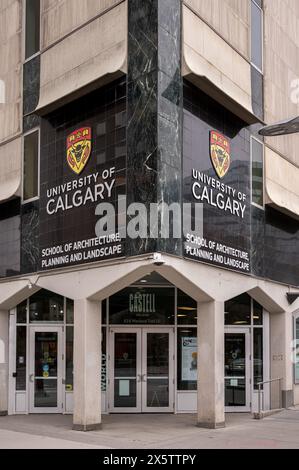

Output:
xmin=183 ymin=89 xmax=251 ymax=274
xmin=39 ymin=81 xmax=126 ymax=271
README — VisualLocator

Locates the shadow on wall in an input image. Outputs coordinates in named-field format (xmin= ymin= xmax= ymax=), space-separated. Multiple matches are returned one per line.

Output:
xmin=0 ymin=80 xmax=5 ymax=103
xmin=0 ymin=339 xmax=4 ymax=363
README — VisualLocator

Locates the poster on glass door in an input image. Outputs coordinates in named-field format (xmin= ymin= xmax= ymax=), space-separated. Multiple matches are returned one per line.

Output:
xmin=181 ymin=337 xmax=197 ymax=381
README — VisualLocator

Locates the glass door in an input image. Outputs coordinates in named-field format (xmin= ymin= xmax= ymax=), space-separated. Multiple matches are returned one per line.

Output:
xmin=225 ymin=328 xmax=251 ymax=412
xmin=110 ymin=328 xmax=142 ymax=412
xmin=142 ymin=329 xmax=174 ymax=412
xmin=29 ymin=327 xmax=63 ymax=413
xmin=109 ymin=328 xmax=174 ymax=413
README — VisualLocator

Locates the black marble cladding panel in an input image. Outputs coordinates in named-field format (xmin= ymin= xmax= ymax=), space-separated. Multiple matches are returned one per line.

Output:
xmin=39 ymin=78 xmax=127 ymax=269
xmin=0 ymin=199 xmax=21 ymax=277
xmin=127 ymin=0 xmax=182 ymax=256
xmin=23 ymin=55 xmax=40 ymax=116
xmin=21 ymin=200 xmax=39 ymax=274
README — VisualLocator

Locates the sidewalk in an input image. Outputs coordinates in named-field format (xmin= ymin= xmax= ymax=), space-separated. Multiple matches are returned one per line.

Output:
xmin=1 ymin=411 xmax=299 ymax=449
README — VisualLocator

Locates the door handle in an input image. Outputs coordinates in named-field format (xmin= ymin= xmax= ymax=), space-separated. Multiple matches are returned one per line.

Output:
xmin=141 ymin=374 xmax=146 ymax=383
xmin=137 ymin=374 xmax=142 ymax=383
xmin=29 ymin=374 xmax=34 ymax=383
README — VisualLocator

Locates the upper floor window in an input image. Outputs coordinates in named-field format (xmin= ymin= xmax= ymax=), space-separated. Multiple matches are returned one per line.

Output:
xmin=25 ymin=0 xmax=40 ymax=60
xmin=23 ymin=129 xmax=39 ymax=202
xmin=251 ymin=137 xmax=264 ymax=208
xmin=251 ymin=0 xmax=263 ymax=72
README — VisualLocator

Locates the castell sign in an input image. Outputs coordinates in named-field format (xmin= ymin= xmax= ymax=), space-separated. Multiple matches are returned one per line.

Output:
xmin=129 ymin=292 xmax=156 ymax=314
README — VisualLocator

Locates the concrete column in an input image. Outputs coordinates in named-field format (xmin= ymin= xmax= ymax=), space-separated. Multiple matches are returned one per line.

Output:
xmin=0 ymin=310 xmax=9 ymax=415
xmin=197 ymin=300 xmax=225 ymax=428
xmin=73 ymin=299 xmax=101 ymax=431
xmin=270 ymin=311 xmax=293 ymax=408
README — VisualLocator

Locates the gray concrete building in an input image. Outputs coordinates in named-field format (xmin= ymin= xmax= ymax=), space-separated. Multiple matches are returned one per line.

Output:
xmin=0 ymin=0 xmax=299 ymax=431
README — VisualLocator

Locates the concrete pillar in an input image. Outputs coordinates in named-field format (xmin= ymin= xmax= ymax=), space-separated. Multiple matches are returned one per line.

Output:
xmin=270 ymin=311 xmax=293 ymax=408
xmin=73 ymin=299 xmax=101 ymax=431
xmin=0 ymin=310 xmax=9 ymax=415
xmin=197 ymin=300 xmax=225 ymax=428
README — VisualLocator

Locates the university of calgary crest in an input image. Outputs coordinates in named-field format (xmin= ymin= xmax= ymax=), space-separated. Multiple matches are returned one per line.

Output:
xmin=67 ymin=127 xmax=92 ymax=175
xmin=210 ymin=131 xmax=231 ymax=179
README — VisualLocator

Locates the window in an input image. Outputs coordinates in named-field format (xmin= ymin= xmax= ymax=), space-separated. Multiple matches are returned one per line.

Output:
xmin=253 ymin=328 xmax=263 ymax=388
xmin=25 ymin=0 xmax=40 ymax=59
xmin=251 ymin=0 xmax=263 ymax=72
xmin=177 ymin=329 xmax=197 ymax=391
xmin=251 ymin=137 xmax=264 ymax=208
xmin=225 ymin=294 xmax=251 ymax=326
xmin=16 ymin=326 xmax=27 ymax=391
xmin=23 ymin=130 xmax=39 ymax=202
xmin=29 ymin=289 xmax=64 ymax=323
xmin=177 ymin=290 xmax=197 ymax=325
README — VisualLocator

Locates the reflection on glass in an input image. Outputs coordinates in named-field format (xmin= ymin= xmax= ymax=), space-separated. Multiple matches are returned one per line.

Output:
xmin=34 ymin=332 xmax=58 ymax=408
xmin=177 ymin=329 xmax=197 ymax=391
xmin=66 ymin=298 xmax=74 ymax=324
xmin=147 ymin=333 xmax=169 ymax=376
xmin=65 ymin=327 xmax=73 ymax=391
xmin=29 ymin=290 xmax=64 ymax=323
xmin=102 ymin=300 xmax=107 ymax=325
xmin=253 ymin=300 xmax=263 ymax=325
xmin=114 ymin=333 xmax=136 ymax=407
xmin=177 ymin=290 xmax=197 ymax=325
xmin=146 ymin=333 xmax=169 ymax=407
xmin=225 ymin=294 xmax=251 ymax=325
xmin=254 ymin=328 xmax=263 ymax=389
xmin=251 ymin=138 xmax=264 ymax=207
xmin=16 ymin=326 xmax=27 ymax=391
xmin=225 ymin=333 xmax=246 ymax=406
xmin=147 ymin=379 xmax=169 ymax=407
xmin=17 ymin=300 xmax=27 ymax=324
xmin=35 ymin=379 xmax=57 ymax=408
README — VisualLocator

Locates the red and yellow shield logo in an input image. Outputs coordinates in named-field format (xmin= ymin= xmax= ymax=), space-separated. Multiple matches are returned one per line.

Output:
xmin=67 ymin=127 xmax=92 ymax=175
xmin=210 ymin=131 xmax=231 ymax=179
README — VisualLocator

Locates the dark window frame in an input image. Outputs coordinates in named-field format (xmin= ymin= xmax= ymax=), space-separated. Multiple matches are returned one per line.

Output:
xmin=22 ymin=128 xmax=40 ymax=203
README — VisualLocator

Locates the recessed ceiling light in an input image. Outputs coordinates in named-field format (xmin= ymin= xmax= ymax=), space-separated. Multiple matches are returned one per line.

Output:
xmin=178 ymin=307 xmax=197 ymax=311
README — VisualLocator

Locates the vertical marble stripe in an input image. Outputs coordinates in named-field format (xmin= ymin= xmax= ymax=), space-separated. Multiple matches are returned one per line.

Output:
xmin=127 ymin=0 xmax=182 ymax=256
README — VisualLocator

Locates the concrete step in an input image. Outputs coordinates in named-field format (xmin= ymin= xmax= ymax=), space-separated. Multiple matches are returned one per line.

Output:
xmin=253 ymin=409 xmax=284 ymax=420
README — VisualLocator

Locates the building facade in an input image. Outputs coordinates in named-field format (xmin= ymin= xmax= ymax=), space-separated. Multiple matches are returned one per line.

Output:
xmin=0 ymin=0 xmax=299 ymax=430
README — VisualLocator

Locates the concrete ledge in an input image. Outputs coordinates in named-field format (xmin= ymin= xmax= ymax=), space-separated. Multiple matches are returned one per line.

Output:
xmin=253 ymin=409 xmax=284 ymax=420
xmin=197 ymin=421 xmax=225 ymax=429
xmin=72 ymin=423 xmax=102 ymax=432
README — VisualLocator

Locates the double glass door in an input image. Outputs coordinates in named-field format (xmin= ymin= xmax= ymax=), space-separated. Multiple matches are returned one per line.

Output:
xmin=109 ymin=328 xmax=174 ymax=413
xmin=29 ymin=327 xmax=63 ymax=413
xmin=225 ymin=328 xmax=251 ymax=411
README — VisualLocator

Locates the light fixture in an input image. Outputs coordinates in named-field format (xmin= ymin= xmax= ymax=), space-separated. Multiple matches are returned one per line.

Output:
xmin=178 ymin=307 xmax=197 ymax=311
xmin=177 ymin=314 xmax=187 ymax=318
xmin=28 ymin=282 xmax=33 ymax=290
xmin=259 ymin=116 xmax=299 ymax=136
xmin=140 ymin=279 xmax=147 ymax=283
